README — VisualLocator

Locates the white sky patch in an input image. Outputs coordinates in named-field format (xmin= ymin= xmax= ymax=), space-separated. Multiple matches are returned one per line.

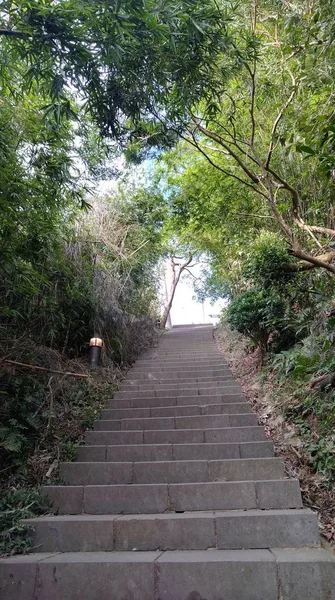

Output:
xmin=161 ymin=261 xmax=227 ymax=326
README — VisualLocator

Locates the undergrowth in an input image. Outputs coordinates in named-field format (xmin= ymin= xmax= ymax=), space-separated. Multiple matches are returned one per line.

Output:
xmin=0 ymin=489 xmax=51 ymax=556
xmin=216 ymin=320 xmax=335 ymax=545
xmin=0 ymin=323 xmax=158 ymax=556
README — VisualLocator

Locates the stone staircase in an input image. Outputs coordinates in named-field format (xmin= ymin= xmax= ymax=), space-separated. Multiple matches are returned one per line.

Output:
xmin=1 ymin=324 xmax=335 ymax=599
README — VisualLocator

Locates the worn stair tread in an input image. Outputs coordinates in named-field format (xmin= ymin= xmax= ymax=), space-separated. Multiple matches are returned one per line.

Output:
xmin=114 ymin=380 xmax=241 ymax=400
xmin=76 ymin=440 xmax=275 ymax=462
xmin=25 ymin=508 xmax=320 ymax=553
xmin=101 ymin=402 xmax=252 ymax=419
xmin=60 ymin=456 xmax=285 ymax=485
xmin=2 ymin=549 xmax=334 ymax=600
xmin=93 ymin=412 xmax=257 ymax=431
xmin=123 ymin=375 xmax=234 ymax=386
xmin=43 ymin=478 xmax=303 ymax=514
xmin=85 ymin=425 xmax=267 ymax=446
xmin=108 ymin=392 xmax=246 ymax=409
xmin=120 ymin=379 xmax=236 ymax=391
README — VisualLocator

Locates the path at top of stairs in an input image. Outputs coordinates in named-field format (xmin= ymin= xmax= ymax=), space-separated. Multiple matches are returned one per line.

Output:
xmin=1 ymin=324 xmax=335 ymax=600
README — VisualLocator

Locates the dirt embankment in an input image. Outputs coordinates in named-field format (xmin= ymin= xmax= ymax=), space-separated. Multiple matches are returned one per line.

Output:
xmin=215 ymin=325 xmax=335 ymax=549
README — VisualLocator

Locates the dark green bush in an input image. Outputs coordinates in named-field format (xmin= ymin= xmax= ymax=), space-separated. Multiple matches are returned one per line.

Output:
xmin=244 ymin=231 xmax=296 ymax=289
xmin=225 ymin=288 xmax=285 ymax=350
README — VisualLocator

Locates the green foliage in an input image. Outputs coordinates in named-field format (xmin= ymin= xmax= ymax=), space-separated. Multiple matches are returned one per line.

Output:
xmin=244 ymin=232 xmax=296 ymax=289
xmin=1 ymin=0 xmax=232 ymax=138
xmin=268 ymin=308 xmax=335 ymax=480
xmin=193 ymin=268 xmax=232 ymax=303
xmin=225 ymin=289 xmax=285 ymax=349
xmin=0 ymin=488 xmax=50 ymax=556
xmin=271 ymin=312 xmax=335 ymax=380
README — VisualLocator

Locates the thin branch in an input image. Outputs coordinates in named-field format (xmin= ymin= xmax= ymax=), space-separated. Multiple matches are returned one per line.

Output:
xmin=3 ymin=359 xmax=89 ymax=378
xmin=293 ymin=216 xmax=324 ymax=250
xmin=250 ymin=0 xmax=257 ymax=147
xmin=264 ymin=175 xmax=295 ymax=242
xmin=265 ymin=166 xmax=322 ymax=248
xmin=266 ymin=79 xmax=296 ymax=169
xmin=183 ymin=267 xmax=197 ymax=279
xmin=0 ymin=29 xmax=27 ymax=38
xmin=250 ymin=68 xmax=256 ymax=147
xmin=237 ymin=212 xmax=276 ymax=220
xmin=182 ymin=132 xmax=269 ymax=200
xmin=193 ymin=121 xmax=260 ymax=184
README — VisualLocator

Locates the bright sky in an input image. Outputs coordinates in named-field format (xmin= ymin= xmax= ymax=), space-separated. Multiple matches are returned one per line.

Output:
xmin=161 ymin=261 xmax=227 ymax=327
xmin=170 ymin=278 xmax=226 ymax=326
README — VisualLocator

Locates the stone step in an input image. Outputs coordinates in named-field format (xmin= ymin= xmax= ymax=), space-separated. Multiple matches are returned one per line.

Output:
xmin=2 ymin=323 xmax=330 ymax=599
xmin=25 ymin=508 xmax=319 ymax=553
xmin=43 ymin=479 xmax=302 ymax=514
xmin=108 ymin=392 xmax=245 ymax=409
xmin=3 ymin=548 xmax=334 ymax=600
xmin=131 ymin=362 xmax=227 ymax=372
xmin=113 ymin=385 xmax=242 ymax=400
xmin=128 ymin=368 xmax=232 ymax=379
xmin=60 ymin=457 xmax=284 ymax=485
xmin=93 ymin=413 xmax=257 ymax=431
xmin=121 ymin=376 xmax=235 ymax=391
xmin=123 ymin=374 xmax=234 ymax=386
xmin=76 ymin=440 xmax=275 ymax=462
xmin=101 ymin=401 xmax=252 ymax=419
xmin=136 ymin=357 xmax=226 ymax=365
xmin=85 ymin=425 xmax=267 ymax=446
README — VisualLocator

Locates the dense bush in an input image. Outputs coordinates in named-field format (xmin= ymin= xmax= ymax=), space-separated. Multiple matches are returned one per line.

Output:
xmin=244 ymin=232 xmax=296 ymax=289
xmin=225 ymin=289 xmax=285 ymax=351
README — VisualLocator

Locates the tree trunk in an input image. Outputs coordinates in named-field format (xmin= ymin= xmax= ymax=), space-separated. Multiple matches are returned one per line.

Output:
xmin=160 ymin=254 xmax=193 ymax=329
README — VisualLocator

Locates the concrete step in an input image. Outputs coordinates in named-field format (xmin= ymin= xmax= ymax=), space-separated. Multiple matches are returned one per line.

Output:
xmin=3 ymin=548 xmax=334 ymax=600
xmin=123 ymin=374 xmax=234 ymax=386
xmin=85 ymin=425 xmax=267 ymax=446
xmin=108 ymin=392 xmax=246 ymax=409
xmin=101 ymin=402 xmax=252 ymax=419
xmin=76 ymin=440 xmax=275 ymax=462
xmin=43 ymin=479 xmax=302 ymax=514
xmin=127 ymin=368 xmax=232 ymax=379
xmin=93 ymin=413 xmax=258 ymax=431
xmin=60 ymin=457 xmax=284 ymax=485
xmin=113 ymin=385 xmax=242 ymax=400
xmin=120 ymin=376 xmax=235 ymax=391
xmin=25 ymin=509 xmax=319 ymax=553
xmin=136 ymin=358 xmax=226 ymax=366
xmin=131 ymin=363 xmax=227 ymax=373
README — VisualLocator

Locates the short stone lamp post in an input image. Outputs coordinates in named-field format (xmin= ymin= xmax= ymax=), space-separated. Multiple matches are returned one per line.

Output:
xmin=88 ymin=336 xmax=103 ymax=367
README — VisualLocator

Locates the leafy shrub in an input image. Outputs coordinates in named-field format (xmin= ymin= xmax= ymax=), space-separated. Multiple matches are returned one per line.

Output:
xmin=225 ymin=288 xmax=285 ymax=350
xmin=244 ymin=231 xmax=296 ymax=289
xmin=0 ymin=488 xmax=50 ymax=556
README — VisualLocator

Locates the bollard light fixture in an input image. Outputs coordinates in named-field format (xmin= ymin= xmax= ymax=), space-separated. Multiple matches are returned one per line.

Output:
xmin=88 ymin=336 xmax=103 ymax=367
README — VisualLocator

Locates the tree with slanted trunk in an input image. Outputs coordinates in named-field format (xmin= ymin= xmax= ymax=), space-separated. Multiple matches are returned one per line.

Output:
xmin=160 ymin=253 xmax=194 ymax=329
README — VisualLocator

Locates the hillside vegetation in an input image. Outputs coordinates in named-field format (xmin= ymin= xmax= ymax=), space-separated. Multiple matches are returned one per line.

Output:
xmin=1 ymin=0 xmax=335 ymax=551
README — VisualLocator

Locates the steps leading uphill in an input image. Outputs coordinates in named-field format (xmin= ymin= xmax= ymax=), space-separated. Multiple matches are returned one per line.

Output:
xmin=1 ymin=325 xmax=335 ymax=599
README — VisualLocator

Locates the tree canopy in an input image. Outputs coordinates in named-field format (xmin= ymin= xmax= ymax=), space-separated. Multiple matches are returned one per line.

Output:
xmin=0 ymin=0 xmax=230 ymax=139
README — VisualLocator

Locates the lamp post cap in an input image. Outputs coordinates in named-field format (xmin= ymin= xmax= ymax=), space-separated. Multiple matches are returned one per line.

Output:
xmin=89 ymin=337 xmax=103 ymax=347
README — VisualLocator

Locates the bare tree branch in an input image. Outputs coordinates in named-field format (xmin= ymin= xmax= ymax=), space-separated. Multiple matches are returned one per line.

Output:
xmin=182 ymin=132 xmax=269 ymax=200
xmin=265 ymin=83 xmax=296 ymax=169
xmin=308 ymin=225 xmax=335 ymax=237
xmin=237 ymin=212 xmax=276 ymax=220
xmin=0 ymin=29 xmax=27 ymax=38
xmin=193 ymin=121 xmax=260 ymax=184
xmin=288 ymin=249 xmax=335 ymax=274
